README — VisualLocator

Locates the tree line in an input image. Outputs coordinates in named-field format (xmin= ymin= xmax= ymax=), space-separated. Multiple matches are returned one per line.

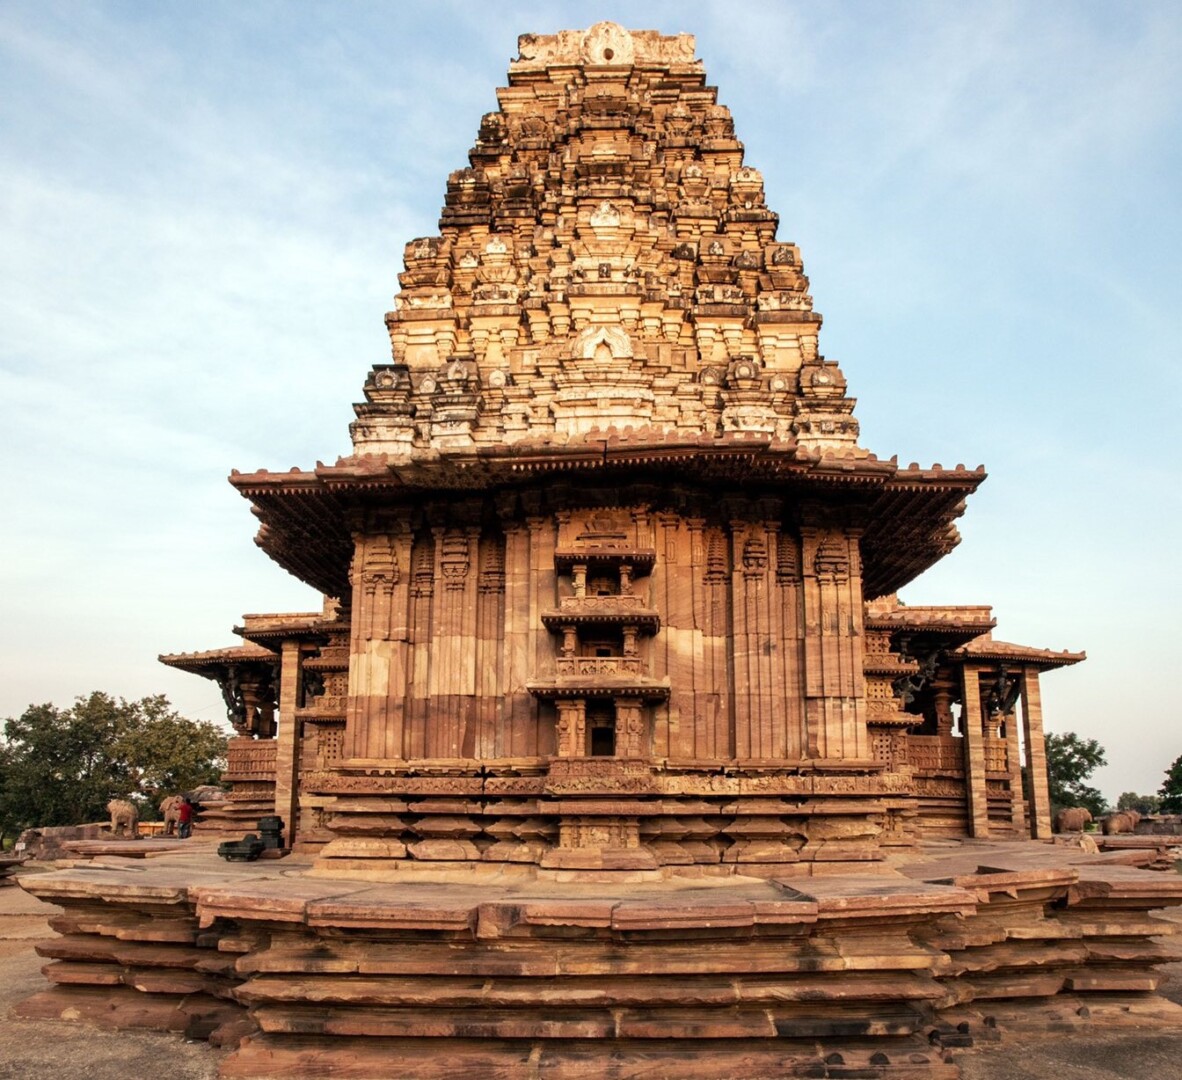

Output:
xmin=0 ymin=692 xmax=227 ymax=846
xmin=1045 ymin=731 xmax=1182 ymax=818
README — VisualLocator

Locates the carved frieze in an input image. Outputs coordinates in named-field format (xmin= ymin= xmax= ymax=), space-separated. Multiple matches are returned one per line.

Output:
xmin=705 ymin=529 xmax=728 ymax=584
xmin=478 ymin=535 xmax=506 ymax=594
xmin=411 ymin=536 xmax=435 ymax=599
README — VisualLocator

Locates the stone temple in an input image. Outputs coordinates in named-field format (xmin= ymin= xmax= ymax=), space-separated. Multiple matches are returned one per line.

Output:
xmin=20 ymin=24 xmax=1182 ymax=1079
xmin=166 ymin=21 xmax=1081 ymax=866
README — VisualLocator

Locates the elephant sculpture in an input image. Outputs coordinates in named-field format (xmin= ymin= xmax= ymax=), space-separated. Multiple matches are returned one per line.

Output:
xmin=1054 ymin=806 xmax=1093 ymax=833
xmin=106 ymin=798 xmax=139 ymax=839
xmin=1102 ymin=810 xmax=1140 ymax=835
xmin=159 ymin=795 xmax=184 ymax=836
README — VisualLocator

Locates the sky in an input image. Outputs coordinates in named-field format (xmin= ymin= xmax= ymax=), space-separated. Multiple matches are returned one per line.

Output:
xmin=1 ymin=1 xmax=1179 ymax=803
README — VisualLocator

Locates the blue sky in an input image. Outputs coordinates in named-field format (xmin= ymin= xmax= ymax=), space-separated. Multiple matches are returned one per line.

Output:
xmin=2 ymin=1 xmax=1179 ymax=801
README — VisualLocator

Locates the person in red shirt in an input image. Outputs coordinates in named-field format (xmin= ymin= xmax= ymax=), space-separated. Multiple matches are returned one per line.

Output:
xmin=177 ymin=796 xmax=194 ymax=839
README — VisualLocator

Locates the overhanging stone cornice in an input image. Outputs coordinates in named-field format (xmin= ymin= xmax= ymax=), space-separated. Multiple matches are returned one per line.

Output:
xmin=228 ymin=448 xmax=984 ymax=600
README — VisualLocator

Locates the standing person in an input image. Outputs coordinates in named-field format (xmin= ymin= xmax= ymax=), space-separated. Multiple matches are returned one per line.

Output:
xmin=177 ymin=796 xmax=194 ymax=839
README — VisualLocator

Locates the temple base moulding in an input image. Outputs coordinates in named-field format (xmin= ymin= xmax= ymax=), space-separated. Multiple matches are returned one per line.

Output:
xmin=15 ymin=837 xmax=1182 ymax=1079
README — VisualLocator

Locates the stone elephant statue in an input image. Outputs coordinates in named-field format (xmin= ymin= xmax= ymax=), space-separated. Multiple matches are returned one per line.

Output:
xmin=1102 ymin=810 xmax=1140 ymax=835
xmin=106 ymin=799 xmax=139 ymax=839
xmin=159 ymin=795 xmax=184 ymax=836
xmin=1054 ymin=806 xmax=1093 ymax=833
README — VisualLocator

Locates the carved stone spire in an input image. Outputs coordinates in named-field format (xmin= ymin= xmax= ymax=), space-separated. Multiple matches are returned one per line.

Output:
xmin=351 ymin=22 xmax=864 ymax=461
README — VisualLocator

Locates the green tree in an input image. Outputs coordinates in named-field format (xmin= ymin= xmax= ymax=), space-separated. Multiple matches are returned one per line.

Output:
xmin=114 ymin=695 xmax=227 ymax=808
xmin=0 ymin=742 xmax=15 ymax=848
xmin=1117 ymin=791 xmax=1161 ymax=815
xmin=1045 ymin=731 xmax=1108 ymax=818
xmin=1159 ymin=753 xmax=1182 ymax=814
xmin=0 ymin=692 xmax=227 ymax=842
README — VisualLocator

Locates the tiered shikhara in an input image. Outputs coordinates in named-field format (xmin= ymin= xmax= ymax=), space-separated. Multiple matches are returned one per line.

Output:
xmin=163 ymin=22 xmax=1082 ymax=877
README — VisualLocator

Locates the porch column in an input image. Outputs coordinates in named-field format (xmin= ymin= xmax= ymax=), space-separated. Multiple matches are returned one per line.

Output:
xmin=1021 ymin=667 xmax=1053 ymax=838
xmin=1003 ymin=707 xmax=1024 ymax=833
xmin=273 ymin=639 xmax=303 ymax=846
xmin=960 ymin=664 xmax=990 ymax=837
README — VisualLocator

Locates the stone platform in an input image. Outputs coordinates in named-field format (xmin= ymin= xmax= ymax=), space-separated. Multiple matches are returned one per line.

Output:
xmin=15 ymin=840 xmax=1182 ymax=1078
xmin=56 ymin=838 xmax=216 ymax=861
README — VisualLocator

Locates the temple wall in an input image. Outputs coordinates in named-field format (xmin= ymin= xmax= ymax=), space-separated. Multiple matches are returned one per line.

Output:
xmin=634 ymin=514 xmax=804 ymax=762
xmin=338 ymin=494 xmax=866 ymax=772
xmin=215 ymin=533 xmax=1055 ymax=863
xmin=291 ymin=489 xmax=906 ymax=872
xmin=347 ymin=513 xmax=559 ymax=762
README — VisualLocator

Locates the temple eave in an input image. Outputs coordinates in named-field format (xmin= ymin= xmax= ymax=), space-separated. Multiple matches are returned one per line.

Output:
xmin=158 ymin=645 xmax=277 ymax=678
xmin=954 ymin=640 xmax=1087 ymax=669
xmin=232 ymin=454 xmax=981 ymax=602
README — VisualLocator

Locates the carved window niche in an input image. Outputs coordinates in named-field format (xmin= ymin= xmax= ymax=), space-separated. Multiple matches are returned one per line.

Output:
xmin=587 ymin=700 xmax=617 ymax=756
xmin=588 ymin=574 xmax=617 ymax=597
xmin=580 ymin=630 xmax=622 ymax=659
xmin=531 ymin=536 xmax=667 ymax=763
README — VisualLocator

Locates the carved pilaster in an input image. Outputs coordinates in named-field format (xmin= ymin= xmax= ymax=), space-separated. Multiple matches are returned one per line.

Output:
xmin=555 ymin=699 xmax=586 ymax=758
xmin=616 ymin=698 xmax=646 ymax=758
xmin=499 ymin=518 xmax=535 ymax=755
xmin=800 ymin=522 xmax=867 ymax=761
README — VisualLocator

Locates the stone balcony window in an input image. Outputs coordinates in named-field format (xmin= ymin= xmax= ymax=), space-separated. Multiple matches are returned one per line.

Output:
xmin=555 ymin=656 xmax=646 ymax=677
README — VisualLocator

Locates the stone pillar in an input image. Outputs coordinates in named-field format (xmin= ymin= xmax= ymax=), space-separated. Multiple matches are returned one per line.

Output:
xmin=1021 ymin=667 xmax=1053 ymax=838
xmin=424 ymin=521 xmax=482 ymax=757
xmin=1003 ymin=707 xmax=1024 ymax=832
xmin=729 ymin=518 xmax=756 ymax=759
xmin=403 ymin=530 xmax=436 ymax=759
xmin=933 ymin=687 xmax=955 ymax=735
xmin=240 ymin=681 xmax=274 ymax=739
xmin=474 ymin=530 xmax=507 ymax=759
xmin=960 ymin=664 xmax=990 ymax=837
xmin=273 ymin=639 xmax=302 ymax=845
xmin=345 ymin=528 xmax=408 ymax=760
xmin=528 ymin=514 xmax=558 ymax=756
xmin=773 ymin=526 xmax=805 ymax=759
xmin=730 ymin=518 xmax=778 ymax=760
